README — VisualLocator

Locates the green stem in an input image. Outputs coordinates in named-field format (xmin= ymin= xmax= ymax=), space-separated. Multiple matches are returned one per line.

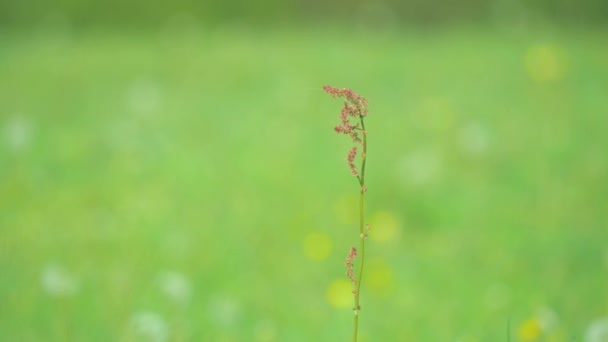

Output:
xmin=353 ymin=116 xmax=367 ymax=342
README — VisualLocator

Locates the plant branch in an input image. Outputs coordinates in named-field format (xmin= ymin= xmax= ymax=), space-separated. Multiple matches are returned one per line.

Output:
xmin=322 ymin=85 xmax=370 ymax=342
xmin=352 ymin=115 xmax=367 ymax=342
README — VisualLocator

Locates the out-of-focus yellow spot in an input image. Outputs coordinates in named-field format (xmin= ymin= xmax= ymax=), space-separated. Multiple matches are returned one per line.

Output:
xmin=365 ymin=258 xmax=395 ymax=297
xmin=334 ymin=195 xmax=359 ymax=224
xmin=369 ymin=211 xmax=400 ymax=242
xmin=518 ymin=318 xmax=542 ymax=341
xmin=326 ymin=279 xmax=353 ymax=309
xmin=524 ymin=44 xmax=567 ymax=83
xmin=302 ymin=232 xmax=333 ymax=261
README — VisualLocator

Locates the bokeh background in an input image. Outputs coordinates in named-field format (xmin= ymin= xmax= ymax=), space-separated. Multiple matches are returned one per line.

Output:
xmin=1 ymin=1 xmax=607 ymax=341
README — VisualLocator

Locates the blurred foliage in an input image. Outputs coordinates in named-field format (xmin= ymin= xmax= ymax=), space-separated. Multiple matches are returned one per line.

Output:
xmin=1 ymin=0 xmax=608 ymax=29
xmin=0 ymin=26 xmax=607 ymax=340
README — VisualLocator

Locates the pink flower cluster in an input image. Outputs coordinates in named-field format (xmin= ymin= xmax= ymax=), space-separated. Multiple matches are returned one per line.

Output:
xmin=323 ymin=85 xmax=369 ymax=178
xmin=345 ymin=247 xmax=358 ymax=294
xmin=322 ymin=85 xmax=368 ymax=144
xmin=347 ymin=147 xmax=358 ymax=177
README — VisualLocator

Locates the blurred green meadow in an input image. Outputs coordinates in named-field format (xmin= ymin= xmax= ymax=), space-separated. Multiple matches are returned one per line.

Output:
xmin=1 ymin=25 xmax=608 ymax=341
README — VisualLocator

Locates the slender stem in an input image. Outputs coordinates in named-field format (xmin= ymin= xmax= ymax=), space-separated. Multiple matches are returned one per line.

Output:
xmin=359 ymin=117 xmax=367 ymax=186
xmin=353 ymin=116 xmax=367 ymax=342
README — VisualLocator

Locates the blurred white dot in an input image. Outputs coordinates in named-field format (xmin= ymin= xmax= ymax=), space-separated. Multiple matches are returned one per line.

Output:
xmin=207 ymin=295 xmax=241 ymax=328
xmin=536 ymin=306 xmax=559 ymax=332
xmin=130 ymin=311 xmax=169 ymax=342
xmin=4 ymin=116 xmax=33 ymax=152
xmin=397 ymin=148 xmax=442 ymax=186
xmin=586 ymin=317 xmax=608 ymax=342
xmin=459 ymin=122 xmax=490 ymax=157
xmin=126 ymin=79 xmax=164 ymax=116
xmin=157 ymin=271 xmax=191 ymax=307
xmin=254 ymin=319 xmax=277 ymax=342
xmin=41 ymin=263 xmax=79 ymax=297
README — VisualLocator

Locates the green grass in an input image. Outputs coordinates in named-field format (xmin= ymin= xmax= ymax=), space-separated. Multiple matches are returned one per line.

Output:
xmin=1 ymin=27 xmax=607 ymax=341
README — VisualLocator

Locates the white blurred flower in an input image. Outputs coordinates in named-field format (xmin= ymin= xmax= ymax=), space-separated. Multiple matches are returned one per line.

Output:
xmin=586 ymin=317 xmax=608 ymax=342
xmin=41 ymin=263 xmax=79 ymax=297
xmin=157 ymin=271 xmax=191 ymax=306
xmin=130 ymin=311 xmax=169 ymax=342
xmin=536 ymin=306 xmax=559 ymax=332
xmin=207 ymin=295 xmax=241 ymax=328
xmin=4 ymin=115 xmax=32 ymax=152
xmin=126 ymin=79 xmax=164 ymax=116
xmin=459 ymin=122 xmax=490 ymax=157
xmin=397 ymin=148 xmax=442 ymax=187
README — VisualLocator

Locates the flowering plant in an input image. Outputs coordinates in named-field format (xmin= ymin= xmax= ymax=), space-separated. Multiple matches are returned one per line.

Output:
xmin=323 ymin=85 xmax=370 ymax=342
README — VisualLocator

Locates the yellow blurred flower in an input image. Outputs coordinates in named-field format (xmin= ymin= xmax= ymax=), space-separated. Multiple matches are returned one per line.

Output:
xmin=369 ymin=211 xmax=401 ymax=242
xmin=524 ymin=44 xmax=567 ymax=83
xmin=365 ymin=258 xmax=395 ymax=297
xmin=326 ymin=279 xmax=353 ymax=308
xmin=518 ymin=318 xmax=542 ymax=341
xmin=302 ymin=232 xmax=333 ymax=261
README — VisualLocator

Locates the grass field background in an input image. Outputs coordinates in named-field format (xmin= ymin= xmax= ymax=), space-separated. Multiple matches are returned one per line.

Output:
xmin=1 ymin=27 xmax=607 ymax=341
